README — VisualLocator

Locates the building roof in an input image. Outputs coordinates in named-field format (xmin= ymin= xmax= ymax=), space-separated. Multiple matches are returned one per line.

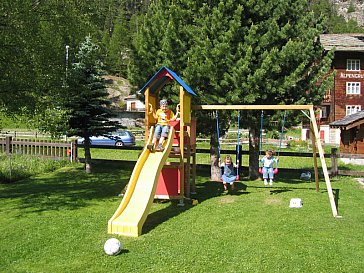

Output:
xmin=320 ymin=34 xmax=364 ymax=52
xmin=138 ymin=66 xmax=197 ymax=96
xmin=124 ymin=94 xmax=138 ymax=100
xmin=330 ymin=111 xmax=364 ymax=130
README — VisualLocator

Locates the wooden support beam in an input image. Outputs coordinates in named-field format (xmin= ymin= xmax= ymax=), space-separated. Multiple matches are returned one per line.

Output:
xmin=144 ymin=87 xmax=150 ymax=144
xmin=179 ymin=86 xmax=185 ymax=205
xmin=310 ymin=122 xmax=320 ymax=192
xmin=309 ymin=108 xmax=339 ymax=217
xmin=192 ymin=105 xmax=313 ymax=110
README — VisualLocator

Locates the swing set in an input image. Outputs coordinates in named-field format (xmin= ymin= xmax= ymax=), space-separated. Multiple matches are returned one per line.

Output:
xmin=192 ymin=104 xmax=340 ymax=218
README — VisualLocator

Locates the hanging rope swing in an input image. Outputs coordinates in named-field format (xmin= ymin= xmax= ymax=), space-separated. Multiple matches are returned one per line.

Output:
xmin=236 ymin=111 xmax=241 ymax=173
xmin=258 ymin=110 xmax=286 ymax=175
xmin=258 ymin=110 xmax=264 ymax=174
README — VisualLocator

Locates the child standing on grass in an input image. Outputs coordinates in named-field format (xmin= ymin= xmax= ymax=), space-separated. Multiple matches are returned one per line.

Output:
xmin=260 ymin=150 xmax=279 ymax=186
xmin=148 ymin=99 xmax=178 ymax=152
xmin=220 ymin=155 xmax=238 ymax=191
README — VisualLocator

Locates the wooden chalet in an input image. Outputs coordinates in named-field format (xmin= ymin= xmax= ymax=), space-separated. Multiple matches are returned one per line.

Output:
xmin=313 ymin=34 xmax=364 ymax=145
xmin=329 ymin=110 xmax=364 ymax=155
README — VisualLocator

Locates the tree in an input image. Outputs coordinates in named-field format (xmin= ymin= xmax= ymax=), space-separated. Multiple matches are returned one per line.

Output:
xmin=186 ymin=0 xmax=334 ymax=179
xmin=64 ymin=36 xmax=120 ymax=173
xmin=0 ymin=0 xmax=42 ymax=114
xmin=104 ymin=9 xmax=131 ymax=76
xmin=130 ymin=0 xmax=333 ymax=180
xmin=0 ymin=0 xmax=110 ymax=127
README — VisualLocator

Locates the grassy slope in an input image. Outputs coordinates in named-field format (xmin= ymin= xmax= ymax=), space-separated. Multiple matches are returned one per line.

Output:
xmin=0 ymin=162 xmax=363 ymax=273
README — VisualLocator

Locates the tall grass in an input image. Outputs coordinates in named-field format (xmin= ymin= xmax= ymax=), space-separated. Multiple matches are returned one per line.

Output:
xmin=0 ymin=154 xmax=73 ymax=183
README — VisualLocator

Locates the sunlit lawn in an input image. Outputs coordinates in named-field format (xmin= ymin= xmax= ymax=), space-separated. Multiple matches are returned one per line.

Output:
xmin=0 ymin=161 xmax=363 ymax=272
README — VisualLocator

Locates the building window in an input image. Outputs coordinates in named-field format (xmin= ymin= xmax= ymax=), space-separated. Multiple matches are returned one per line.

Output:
xmin=347 ymin=59 xmax=360 ymax=71
xmin=346 ymin=82 xmax=361 ymax=95
xmin=346 ymin=105 xmax=361 ymax=116
xmin=319 ymin=106 xmax=328 ymax=119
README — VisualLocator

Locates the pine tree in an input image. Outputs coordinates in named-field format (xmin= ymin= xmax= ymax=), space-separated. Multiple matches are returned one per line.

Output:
xmin=188 ymin=0 xmax=334 ymax=179
xmin=130 ymin=0 xmax=334 ymax=179
xmin=65 ymin=36 xmax=119 ymax=173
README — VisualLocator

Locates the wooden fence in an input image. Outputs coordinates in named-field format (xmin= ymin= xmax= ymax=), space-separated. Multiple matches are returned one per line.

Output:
xmin=0 ymin=136 xmax=77 ymax=161
xmin=1 ymin=137 xmax=362 ymax=176
xmin=330 ymin=148 xmax=364 ymax=176
xmin=76 ymin=143 xmax=364 ymax=177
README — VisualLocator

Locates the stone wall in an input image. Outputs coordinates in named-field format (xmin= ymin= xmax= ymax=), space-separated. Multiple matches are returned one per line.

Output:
xmin=112 ymin=111 xmax=145 ymax=128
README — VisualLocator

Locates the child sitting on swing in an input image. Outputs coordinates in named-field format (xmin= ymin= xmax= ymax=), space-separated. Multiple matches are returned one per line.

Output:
xmin=259 ymin=150 xmax=279 ymax=186
xmin=220 ymin=155 xmax=239 ymax=191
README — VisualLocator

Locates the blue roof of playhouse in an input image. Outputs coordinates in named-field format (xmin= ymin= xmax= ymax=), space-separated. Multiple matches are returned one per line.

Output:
xmin=139 ymin=66 xmax=197 ymax=96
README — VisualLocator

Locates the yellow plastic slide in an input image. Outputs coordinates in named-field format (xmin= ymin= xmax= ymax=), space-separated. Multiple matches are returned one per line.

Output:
xmin=108 ymin=126 xmax=175 ymax=237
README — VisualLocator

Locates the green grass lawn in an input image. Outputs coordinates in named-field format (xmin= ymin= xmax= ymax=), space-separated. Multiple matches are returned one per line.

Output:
xmin=0 ymin=161 xmax=363 ymax=273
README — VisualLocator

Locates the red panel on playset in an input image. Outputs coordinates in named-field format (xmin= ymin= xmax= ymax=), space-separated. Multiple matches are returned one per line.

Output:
xmin=155 ymin=165 xmax=186 ymax=199
xmin=170 ymin=120 xmax=181 ymax=131
xmin=169 ymin=120 xmax=196 ymax=145
xmin=170 ymin=120 xmax=185 ymax=145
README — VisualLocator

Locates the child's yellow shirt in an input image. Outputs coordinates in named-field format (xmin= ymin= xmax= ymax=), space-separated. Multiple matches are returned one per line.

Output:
xmin=156 ymin=109 xmax=175 ymax=126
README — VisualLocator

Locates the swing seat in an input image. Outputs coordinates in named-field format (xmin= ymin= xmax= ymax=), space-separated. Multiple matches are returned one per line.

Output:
xmin=219 ymin=175 xmax=239 ymax=182
xmin=259 ymin=167 xmax=278 ymax=174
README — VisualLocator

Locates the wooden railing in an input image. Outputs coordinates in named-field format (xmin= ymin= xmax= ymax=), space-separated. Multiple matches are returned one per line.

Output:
xmin=0 ymin=136 xmax=77 ymax=161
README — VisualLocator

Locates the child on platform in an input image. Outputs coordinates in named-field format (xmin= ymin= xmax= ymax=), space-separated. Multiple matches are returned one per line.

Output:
xmin=259 ymin=150 xmax=279 ymax=186
xmin=147 ymin=99 xmax=178 ymax=152
xmin=220 ymin=155 xmax=238 ymax=191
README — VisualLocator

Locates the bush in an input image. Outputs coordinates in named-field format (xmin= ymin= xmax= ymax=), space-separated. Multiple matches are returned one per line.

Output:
xmin=266 ymin=130 xmax=280 ymax=139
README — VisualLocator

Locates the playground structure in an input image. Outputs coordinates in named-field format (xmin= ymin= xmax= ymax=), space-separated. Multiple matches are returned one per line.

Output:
xmin=108 ymin=67 xmax=339 ymax=237
xmin=108 ymin=67 xmax=198 ymax=237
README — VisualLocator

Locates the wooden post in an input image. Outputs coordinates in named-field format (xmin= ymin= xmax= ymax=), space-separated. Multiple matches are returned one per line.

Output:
xmin=191 ymin=147 xmax=197 ymax=194
xmin=71 ymin=140 xmax=78 ymax=162
xmin=179 ymin=86 xmax=185 ymax=205
xmin=310 ymin=123 xmax=319 ymax=192
xmin=185 ymin=125 xmax=191 ymax=198
xmin=144 ymin=87 xmax=150 ymax=145
xmin=5 ymin=136 xmax=12 ymax=155
xmin=309 ymin=107 xmax=339 ymax=217
xmin=331 ymin=148 xmax=338 ymax=177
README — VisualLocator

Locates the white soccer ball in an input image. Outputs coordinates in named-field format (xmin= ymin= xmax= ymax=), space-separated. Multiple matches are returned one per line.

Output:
xmin=104 ymin=238 xmax=122 ymax=256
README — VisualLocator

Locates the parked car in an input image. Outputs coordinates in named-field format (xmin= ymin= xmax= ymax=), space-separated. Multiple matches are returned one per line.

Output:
xmin=77 ymin=130 xmax=136 ymax=147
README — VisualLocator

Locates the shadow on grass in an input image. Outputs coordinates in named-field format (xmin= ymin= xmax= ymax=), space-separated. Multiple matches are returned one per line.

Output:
xmin=142 ymin=180 xmax=250 ymax=234
xmin=0 ymin=160 xmax=135 ymax=214
xmin=143 ymin=200 xmax=190 ymax=234
xmin=194 ymin=168 xmax=333 ymax=200
xmin=1 ymin=159 xmax=340 ymax=234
